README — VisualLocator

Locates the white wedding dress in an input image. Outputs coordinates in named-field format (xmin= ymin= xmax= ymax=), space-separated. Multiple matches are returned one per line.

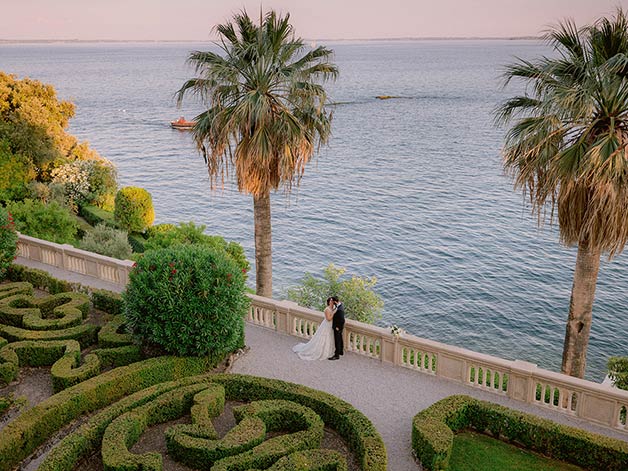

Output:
xmin=292 ymin=308 xmax=335 ymax=360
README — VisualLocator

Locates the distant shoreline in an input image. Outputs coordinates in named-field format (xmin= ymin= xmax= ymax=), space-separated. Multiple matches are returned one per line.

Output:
xmin=0 ymin=36 xmax=541 ymax=45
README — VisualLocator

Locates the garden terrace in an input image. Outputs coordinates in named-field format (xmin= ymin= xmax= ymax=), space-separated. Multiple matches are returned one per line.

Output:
xmin=12 ymin=235 xmax=628 ymax=470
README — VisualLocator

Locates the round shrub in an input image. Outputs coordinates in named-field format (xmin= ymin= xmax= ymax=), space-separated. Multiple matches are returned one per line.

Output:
xmin=123 ymin=244 xmax=249 ymax=357
xmin=0 ymin=207 xmax=17 ymax=280
xmin=114 ymin=187 xmax=154 ymax=233
xmin=79 ymin=224 xmax=132 ymax=260
xmin=143 ymin=222 xmax=250 ymax=274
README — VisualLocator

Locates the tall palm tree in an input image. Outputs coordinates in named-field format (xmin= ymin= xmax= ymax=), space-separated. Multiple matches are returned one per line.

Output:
xmin=177 ymin=10 xmax=337 ymax=297
xmin=496 ymin=9 xmax=628 ymax=378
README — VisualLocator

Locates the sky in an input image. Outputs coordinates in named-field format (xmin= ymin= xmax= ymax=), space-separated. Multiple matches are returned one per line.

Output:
xmin=1 ymin=0 xmax=627 ymax=41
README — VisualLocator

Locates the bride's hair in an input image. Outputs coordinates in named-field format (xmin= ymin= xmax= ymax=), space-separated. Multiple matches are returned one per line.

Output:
xmin=326 ymin=297 xmax=334 ymax=306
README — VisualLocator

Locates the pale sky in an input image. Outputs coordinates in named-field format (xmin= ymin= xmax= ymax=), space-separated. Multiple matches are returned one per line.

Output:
xmin=2 ymin=0 xmax=627 ymax=41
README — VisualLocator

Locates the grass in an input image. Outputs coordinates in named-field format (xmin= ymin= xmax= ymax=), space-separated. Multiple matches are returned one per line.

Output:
xmin=450 ymin=431 xmax=585 ymax=471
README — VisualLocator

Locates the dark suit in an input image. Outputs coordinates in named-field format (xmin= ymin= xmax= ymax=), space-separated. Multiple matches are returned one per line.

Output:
xmin=332 ymin=302 xmax=345 ymax=357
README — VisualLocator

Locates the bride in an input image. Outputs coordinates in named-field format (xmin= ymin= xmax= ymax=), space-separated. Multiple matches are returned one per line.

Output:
xmin=292 ymin=297 xmax=336 ymax=360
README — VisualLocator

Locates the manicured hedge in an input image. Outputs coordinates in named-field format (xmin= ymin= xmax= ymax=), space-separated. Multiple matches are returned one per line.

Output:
xmin=0 ymin=282 xmax=32 ymax=301
xmin=211 ymin=400 xmax=325 ymax=471
xmin=79 ymin=204 xmax=116 ymax=228
xmin=264 ymin=449 xmax=348 ymax=470
xmin=0 ymin=356 xmax=211 ymax=471
xmin=51 ymin=352 xmax=101 ymax=393
xmin=38 ymin=374 xmax=386 ymax=471
xmin=7 ymin=265 xmax=76 ymax=294
xmin=0 ymin=322 xmax=98 ymax=348
xmin=412 ymin=395 xmax=628 ymax=471
xmin=98 ymin=314 xmax=133 ymax=348
xmin=21 ymin=292 xmax=90 ymax=331
xmin=101 ymin=384 xmax=208 ymax=471
xmin=91 ymin=289 xmax=123 ymax=315
xmin=0 ymin=339 xmax=91 ymax=388
xmin=92 ymin=345 xmax=142 ymax=368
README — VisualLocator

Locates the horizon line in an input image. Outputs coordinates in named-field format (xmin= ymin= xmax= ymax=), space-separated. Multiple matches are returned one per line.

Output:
xmin=0 ymin=36 xmax=542 ymax=44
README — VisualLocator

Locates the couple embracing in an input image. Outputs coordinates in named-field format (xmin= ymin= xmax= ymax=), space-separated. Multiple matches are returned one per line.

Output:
xmin=292 ymin=296 xmax=345 ymax=361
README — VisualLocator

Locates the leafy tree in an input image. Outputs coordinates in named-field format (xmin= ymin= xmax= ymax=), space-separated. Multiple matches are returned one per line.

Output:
xmin=0 ymin=72 xmax=117 ymax=204
xmin=607 ymin=356 xmax=628 ymax=390
xmin=0 ymin=139 xmax=35 ymax=202
xmin=495 ymin=9 xmax=628 ymax=378
xmin=176 ymin=10 xmax=337 ymax=297
xmin=287 ymin=264 xmax=384 ymax=324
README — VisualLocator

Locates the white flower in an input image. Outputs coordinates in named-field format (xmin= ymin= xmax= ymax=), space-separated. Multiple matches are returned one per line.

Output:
xmin=391 ymin=325 xmax=403 ymax=337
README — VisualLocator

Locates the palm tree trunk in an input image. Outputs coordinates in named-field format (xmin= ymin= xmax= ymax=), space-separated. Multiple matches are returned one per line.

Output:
xmin=561 ymin=240 xmax=601 ymax=378
xmin=253 ymin=191 xmax=272 ymax=297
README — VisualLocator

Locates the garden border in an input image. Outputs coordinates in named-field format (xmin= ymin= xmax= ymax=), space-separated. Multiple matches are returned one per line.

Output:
xmin=412 ymin=395 xmax=628 ymax=471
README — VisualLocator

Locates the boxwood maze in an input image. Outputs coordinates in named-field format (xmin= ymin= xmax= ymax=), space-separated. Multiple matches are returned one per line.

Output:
xmin=35 ymin=374 xmax=386 ymax=471
xmin=0 ymin=283 xmax=140 ymax=391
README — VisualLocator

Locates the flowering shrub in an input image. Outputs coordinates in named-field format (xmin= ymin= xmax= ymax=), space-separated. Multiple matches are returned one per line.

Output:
xmin=51 ymin=161 xmax=90 ymax=210
xmin=6 ymin=199 xmax=78 ymax=244
xmin=50 ymin=159 xmax=117 ymax=211
xmin=123 ymin=245 xmax=249 ymax=357
xmin=79 ymin=224 xmax=132 ymax=260
xmin=114 ymin=187 xmax=155 ymax=233
xmin=0 ymin=206 xmax=17 ymax=279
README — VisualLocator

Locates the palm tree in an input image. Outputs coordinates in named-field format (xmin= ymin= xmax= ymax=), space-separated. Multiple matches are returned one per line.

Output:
xmin=496 ymin=9 xmax=628 ymax=378
xmin=176 ymin=10 xmax=337 ymax=297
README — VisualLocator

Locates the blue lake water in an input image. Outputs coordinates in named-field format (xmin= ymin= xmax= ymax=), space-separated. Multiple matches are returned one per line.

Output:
xmin=1 ymin=40 xmax=626 ymax=380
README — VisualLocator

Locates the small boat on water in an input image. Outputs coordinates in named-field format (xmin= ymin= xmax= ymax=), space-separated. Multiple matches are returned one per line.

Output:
xmin=170 ymin=116 xmax=195 ymax=130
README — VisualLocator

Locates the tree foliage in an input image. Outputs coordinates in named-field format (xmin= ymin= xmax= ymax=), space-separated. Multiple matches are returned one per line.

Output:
xmin=287 ymin=264 xmax=384 ymax=324
xmin=114 ymin=187 xmax=155 ymax=233
xmin=0 ymin=72 xmax=117 ymax=208
xmin=176 ymin=9 xmax=337 ymax=296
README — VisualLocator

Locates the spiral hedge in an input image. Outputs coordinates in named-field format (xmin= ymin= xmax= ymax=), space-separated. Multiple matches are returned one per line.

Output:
xmin=36 ymin=374 xmax=386 ymax=471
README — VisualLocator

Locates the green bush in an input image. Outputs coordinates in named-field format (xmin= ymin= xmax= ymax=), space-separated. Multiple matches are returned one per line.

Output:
xmin=79 ymin=204 xmax=116 ymax=227
xmin=266 ymin=449 xmax=348 ymax=470
xmin=142 ymin=222 xmax=249 ymax=274
xmin=0 ymin=356 xmax=211 ymax=471
xmin=114 ymin=187 xmax=154 ymax=233
xmin=0 ymin=207 xmax=17 ymax=280
xmin=0 ymin=282 xmax=32 ymax=301
xmin=91 ymin=289 xmax=123 ymax=315
xmin=6 ymin=199 xmax=78 ymax=244
xmin=79 ymin=223 xmax=132 ymax=260
xmin=0 ymin=322 xmax=98 ymax=348
xmin=6 ymin=265 xmax=76 ymax=293
xmin=412 ymin=395 xmax=628 ymax=471
xmin=123 ymin=244 xmax=249 ymax=357
xmin=92 ymin=345 xmax=142 ymax=368
xmin=39 ymin=374 xmax=385 ymax=471
xmin=287 ymin=263 xmax=384 ymax=324
xmin=607 ymin=356 xmax=628 ymax=390
xmin=98 ymin=315 xmax=133 ymax=348
xmin=127 ymin=231 xmax=146 ymax=253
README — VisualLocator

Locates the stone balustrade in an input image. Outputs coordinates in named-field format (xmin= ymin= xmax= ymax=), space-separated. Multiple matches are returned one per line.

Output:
xmin=16 ymin=233 xmax=134 ymax=286
xmin=12 ymin=234 xmax=628 ymax=434
xmin=247 ymin=293 xmax=628 ymax=432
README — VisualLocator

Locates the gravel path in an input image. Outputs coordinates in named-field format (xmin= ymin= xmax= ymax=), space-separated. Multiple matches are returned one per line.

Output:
xmin=231 ymin=324 xmax=628 ymax=470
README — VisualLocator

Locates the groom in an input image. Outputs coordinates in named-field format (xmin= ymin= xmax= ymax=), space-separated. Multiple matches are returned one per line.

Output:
xmin=328 ymin=296 xmax=345 ymax=360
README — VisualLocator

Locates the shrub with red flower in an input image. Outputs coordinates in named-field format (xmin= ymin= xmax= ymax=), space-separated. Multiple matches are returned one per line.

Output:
xmin=0 ymin=207 xmax=18 ymax=280
xmin=124 ymin=244 xmax=249 ymax=357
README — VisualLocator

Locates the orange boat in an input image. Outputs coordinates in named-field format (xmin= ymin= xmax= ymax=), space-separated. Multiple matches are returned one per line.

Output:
xmin=170 ymin=116 xmax=195 ymax=130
